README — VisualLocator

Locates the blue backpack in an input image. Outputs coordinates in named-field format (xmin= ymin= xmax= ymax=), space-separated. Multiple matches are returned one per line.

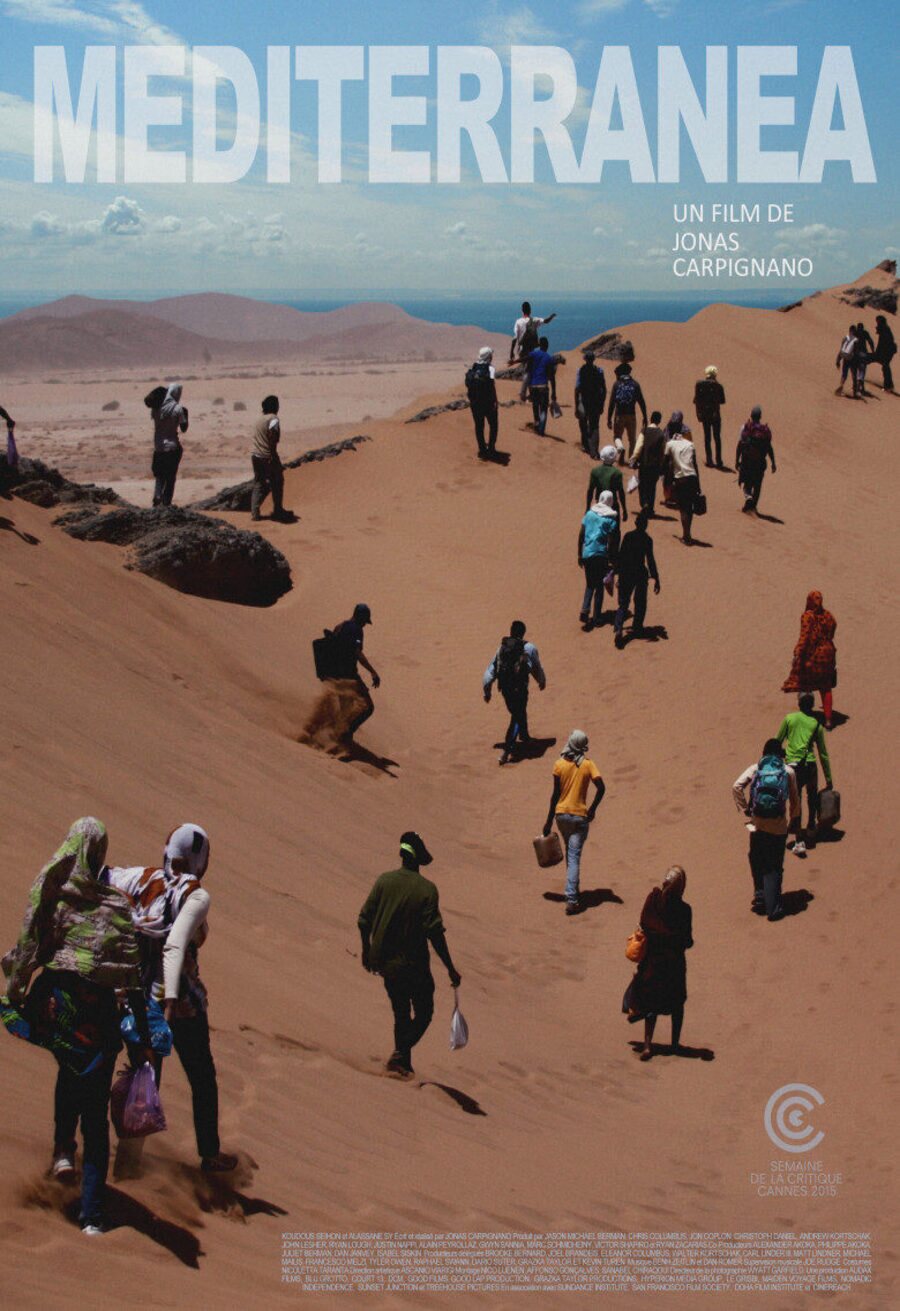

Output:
xmin=615 ymin=376 xmax=638 ymax=407
xmin=750 ymin=754 xmax=789 ymax=819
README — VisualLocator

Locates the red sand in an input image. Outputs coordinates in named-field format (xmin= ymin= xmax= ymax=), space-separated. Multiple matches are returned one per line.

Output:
xmin=0 ymin=267 xmax=896 ymax=1309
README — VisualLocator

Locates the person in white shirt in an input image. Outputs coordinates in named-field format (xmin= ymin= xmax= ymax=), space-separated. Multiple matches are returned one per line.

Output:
xmin=663 ymin=414 xmax=702 ymax=545
xmin=733 ymin=740 xmax=800 ymax=921
xmin=510 ymin=301 xmax=556 ymax=401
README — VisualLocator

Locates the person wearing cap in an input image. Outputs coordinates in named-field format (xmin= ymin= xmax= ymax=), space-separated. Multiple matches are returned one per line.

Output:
xmin=466 ymin=346 xmax=499 ymax=460
xmin=693 ymin=365 xmax=726 ymax=468
xmin=542 ymin=732 xmax=605 ymax=915
xmin=574 ymin=350 xmax=607 ymax=459
xmin=358 ymin=834 xmax=462 ymax=1077
xmin=329 ymin=604 xmax=381 ymax=741
xmin=586 ymin=444 xmax=628 ymax=522
xmin=606 ymin=362 xmax=647 ymax=464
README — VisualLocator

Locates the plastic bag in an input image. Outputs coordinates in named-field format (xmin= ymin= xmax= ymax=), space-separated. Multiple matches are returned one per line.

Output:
xmin=449 ymin=989 xmax=469 ymax=1051
xmin=550 ymin=400 xmax=562 ymax=419
xmin=110 ymin=1062 xmax=167 ymax=1139
xmin=626 ymin=474 xmax=639 ymax=493
xmin=603 ymin=569 xmax=616 ymax=596
xmin=6 ymin=429 xmax=18 ymax=469
xmin=120 ymin=997 xmax=173 ymax=1057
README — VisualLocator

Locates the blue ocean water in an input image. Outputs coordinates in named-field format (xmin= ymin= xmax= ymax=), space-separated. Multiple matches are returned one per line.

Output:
xmin=276 ymin=292 xmax=799 ymax=352
xmin=0 ymin=290 xmax=801 ymax=351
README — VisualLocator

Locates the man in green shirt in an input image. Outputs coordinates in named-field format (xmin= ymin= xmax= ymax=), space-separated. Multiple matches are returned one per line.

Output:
xmin=358 ymin=832 xmax=461 ymax=1077
xmin=586 ymin=445 xmax=628 ymax=521
xmin=777 ymin=693 xmax=834 ymax=856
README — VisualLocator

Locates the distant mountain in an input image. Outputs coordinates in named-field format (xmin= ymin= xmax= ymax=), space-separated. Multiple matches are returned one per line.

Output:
xmin=3 ymin=293 xmax=508 ymax=373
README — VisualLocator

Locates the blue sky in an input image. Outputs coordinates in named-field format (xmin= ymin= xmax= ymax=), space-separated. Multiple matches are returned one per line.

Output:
xmin=0 ymin=0 xmax=896 ymax=297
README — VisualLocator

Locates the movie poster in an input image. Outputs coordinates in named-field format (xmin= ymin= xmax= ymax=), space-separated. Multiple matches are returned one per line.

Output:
xmin=0 ymin=2 xmax=894 ymax=1308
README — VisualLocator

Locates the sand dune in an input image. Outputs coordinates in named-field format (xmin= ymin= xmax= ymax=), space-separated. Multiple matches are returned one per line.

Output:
xmin=0 ymin=267 xmax=896 ymax=1309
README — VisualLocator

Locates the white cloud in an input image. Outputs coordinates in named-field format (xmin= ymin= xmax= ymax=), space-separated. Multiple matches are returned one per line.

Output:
xmin=446 ymin=221 xmax=467 ymax=237
xmin=775 ymin=223 xmax=844 ymax=249
xmin=578 ymin=0 xmax=629 ymax=14
xmin=31 ymin=210 xmax=66 ymax=238
xmin=477 ymin=2 xmax=555 ymax=45
xmin=0 ymin=1 xmax=118 ymax=35
xmin=156 ymin=215 xmax=182 ymax=233
xmin=101 ymin=194 xmax=145 ymax=235
xmin=592 ymin=225 xmax=607 ymax=237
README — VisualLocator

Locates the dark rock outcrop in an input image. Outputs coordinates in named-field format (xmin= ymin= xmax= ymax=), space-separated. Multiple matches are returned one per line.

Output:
xmin=1 ymin=456 xmax=124 ymax=509
xmin=190 ymin=435 xmax=370 ymax=512
xmin=579 ymin=333 xmax=635 ymax=362
xmin=877 ymin=259 xmax=897 ymax=275
xmin=405 ymin=398 xmax=518 ymax=424
xmin=56 ymin=505 xmax=291 ymax=606
xmin=838 ymin=284 xmax=897 ymax=315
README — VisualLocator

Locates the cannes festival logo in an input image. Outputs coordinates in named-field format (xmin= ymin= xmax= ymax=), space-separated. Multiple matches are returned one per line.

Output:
xmin=764 ymin=1084 xmax=825 ymax=1153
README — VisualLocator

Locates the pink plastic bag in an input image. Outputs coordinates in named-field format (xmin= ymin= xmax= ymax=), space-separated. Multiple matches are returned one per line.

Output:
xmin=5 ymin=428 xmax=18 ymax=469
xmin=110 ymin=1062 xmax=167 ymax=1139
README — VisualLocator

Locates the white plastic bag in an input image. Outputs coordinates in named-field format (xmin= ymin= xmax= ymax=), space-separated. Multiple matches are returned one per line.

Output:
xmin=626 ymin=474 xmax=638 ymax=493
xmin=449 ymin=988 xmax=469 ymax=1051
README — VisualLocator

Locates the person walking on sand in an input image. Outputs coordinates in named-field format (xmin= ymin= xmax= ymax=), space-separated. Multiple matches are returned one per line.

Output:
xmin=542 ymin=731 xmax=605 ymax=916
xmin=465 ymin=346 xmax=499 ymax=461
xmin=855 ymin=321 xmax=875 ymax=396
xmin=510 ymin=301 xmax=557 ymax=401
xmin=150 ymin=383 xmax=189 ymax=507
xmin=483 ymin=620 xmax=546 ymax=765
xmin=782 ymin=590 xmax=838 ymax=730
xmin=358 ymin=832 xmax=461 ymax=1077
xmin=623 ymin=865 xmax=693 ymax=1060
xmin=251 ymin=394 xmax=290 ymax=522
xmin=574 ymin=349 xmax=607 ymax=459
xmin=606 ymin=362 xmax=648 ymax=464
xmin=873 ymin=315 xmax=896 ymax=393
xmin=0 ymin=818 xmax=152 ymax=1235
xmin=777 ymin=694 xmax=834 ymax=857
xmin=104 ymin=823 xmax=238 ymax=1173
xmin=732 ymin=739 xmax=799 ymax=922
xmin=613 ymin=510 xmax=661 ymax=648
xmin=525 ymin=336 xmax=557 ymax=436
xmin=693 ymin=364 xmax=726 ymax=468
xmin=328 ymin=603 xmax=381 ymax=743
xmin=735 ymin=406 xmax=777 ymax=514
xmin=835 ymin=325 xmax=859 ymax=397
xmin=630 ymin=410 xmax=666 ymax=517
xmin=663 ymin=415 xmax=702 ymax=544
xmin=1 ymin=402 xmax=16 ymax=471
xmin=586 ymin=444 xmax=628 ymax=522
xmin=578 ymin=491 xmax=620 ymax=630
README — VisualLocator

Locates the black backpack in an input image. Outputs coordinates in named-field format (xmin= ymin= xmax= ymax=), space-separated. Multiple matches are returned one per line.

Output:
xmin=465 ymin=360 xmax=493 ymax=404
xmin=520 ymin=318 xmax=540 ymax=357
xmin=144 ymin=385 xmax=167 ymax=410
xmin=496 ymin=636 xmax=529 ymax=695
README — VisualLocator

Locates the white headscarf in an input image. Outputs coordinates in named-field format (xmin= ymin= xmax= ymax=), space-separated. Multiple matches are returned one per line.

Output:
xmin=158 ymin=383 xmax=183 ymax=422
xmin=600 ymin=445 xmax=617 ymax=465
xmin=164 ymin=823 xmax=210 ymax=879
xmin=561 ymin=730 xmax=589 ymax=767
xmin=590 ymin=489 xmax=618 ymax=518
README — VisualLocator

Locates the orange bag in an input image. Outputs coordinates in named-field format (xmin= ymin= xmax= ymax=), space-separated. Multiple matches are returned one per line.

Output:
xmin=625 ymin=928 xmax=647 ymax=963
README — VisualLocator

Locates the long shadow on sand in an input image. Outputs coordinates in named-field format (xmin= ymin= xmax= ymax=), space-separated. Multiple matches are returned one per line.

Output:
xmin=0 ymin=516 xmax=39 ymax=545
xmin=543 ymin=888 xmax=624 ymax=913
xmin=67 ymin=1187 xmax=205 ymax=1267
xmin=628 ymin=1041 xmax=715 ymax=1062
xmin=814 ymin=826 xmax=845 ymax=845
xmin=493 ymin=736 xmax=557 ymax=762
xmin=754 ymin=510 xmax=785 ymax=525
xmin=335 ymin=742 xmax=400 ymax=777
xmin=418 ymin=1081 xmax=487 ymax=1116
xmin=781 ymin=889 xmax=814 ymax=915
xmin=619 ymin=625 xmax=669 ymax=647
xmin=483 ymin=449 xmax=511 ymax=466
xmin=191 ymin=1168 xmax=289 ymax=1221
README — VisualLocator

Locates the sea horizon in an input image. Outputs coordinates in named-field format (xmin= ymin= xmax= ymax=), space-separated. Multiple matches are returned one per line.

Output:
xmin=0 ymin=286 xmax=804 ymax=354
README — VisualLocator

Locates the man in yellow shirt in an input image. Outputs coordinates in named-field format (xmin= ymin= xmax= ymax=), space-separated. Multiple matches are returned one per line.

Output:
xmin=542 ymin=730 xmax=606 ymax=915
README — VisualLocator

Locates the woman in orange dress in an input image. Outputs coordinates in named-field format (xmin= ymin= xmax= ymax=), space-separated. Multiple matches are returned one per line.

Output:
xmin=782 ymin=590 xmax=837 ymax=729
